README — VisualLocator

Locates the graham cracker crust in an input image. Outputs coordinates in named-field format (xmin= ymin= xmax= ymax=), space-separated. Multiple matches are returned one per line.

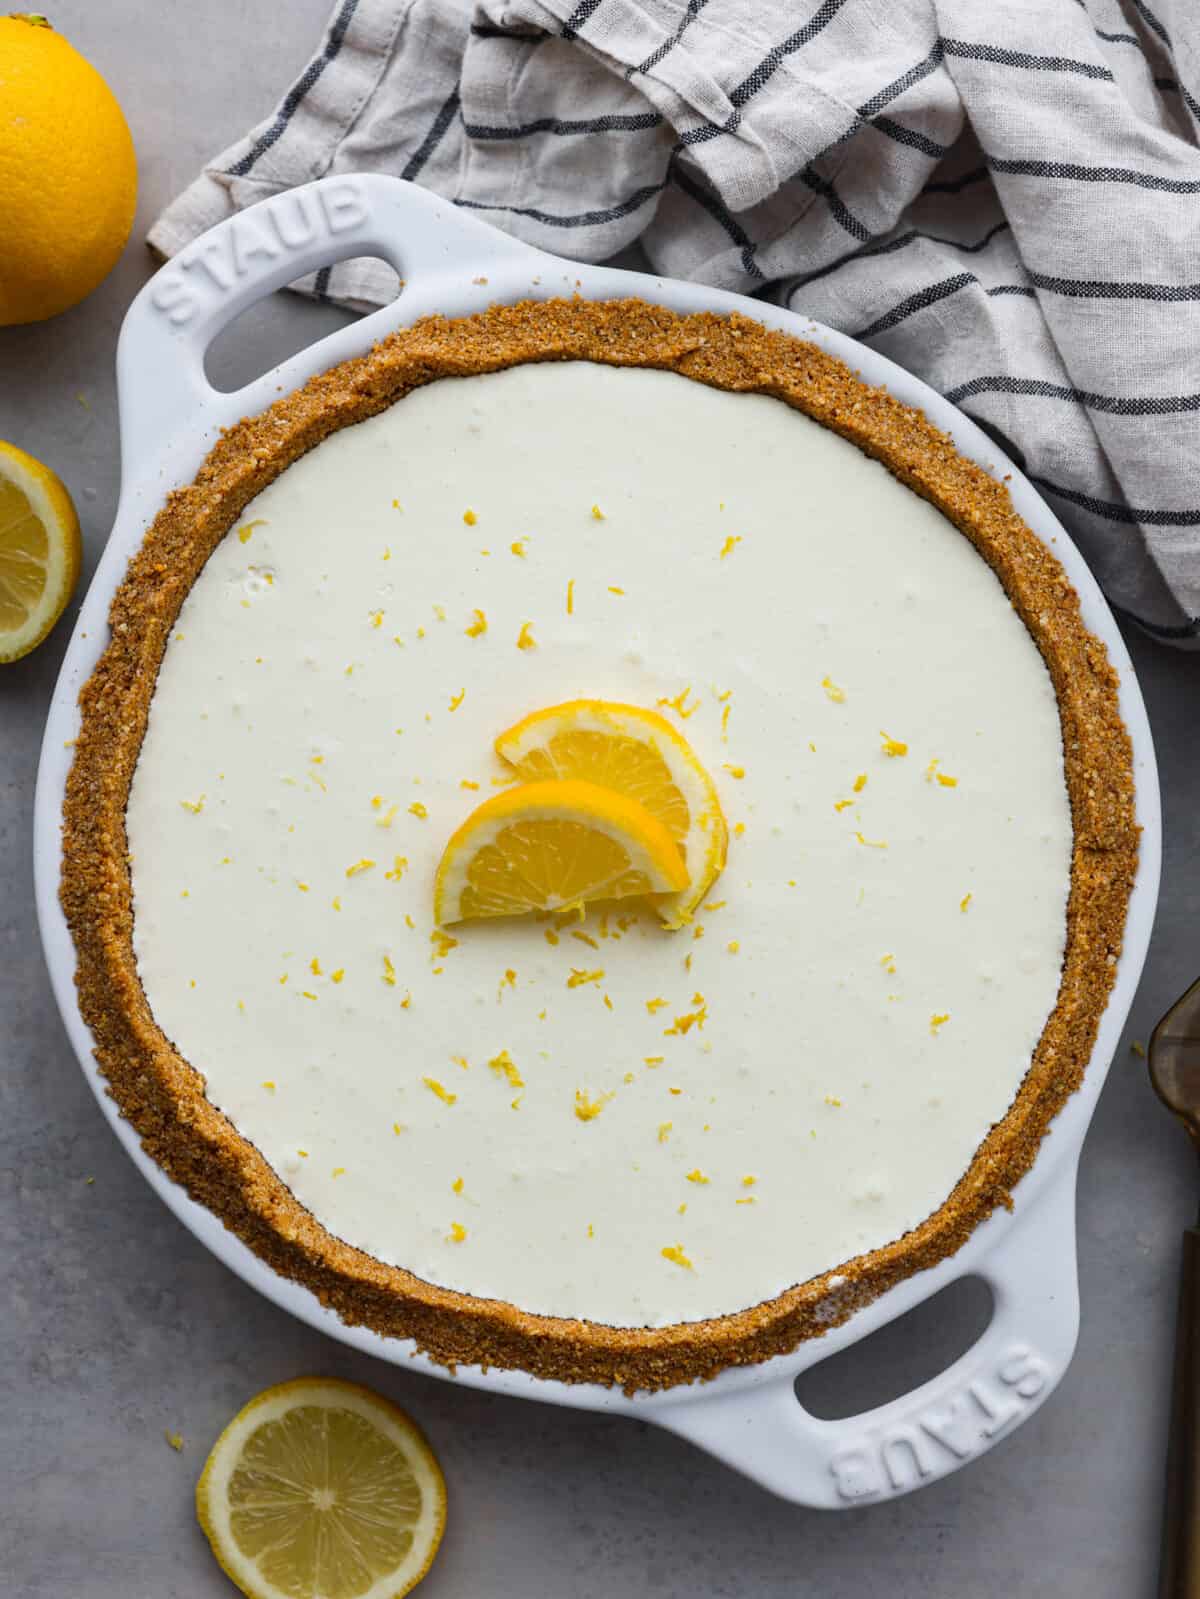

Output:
xmin=60 ymin=299 xmax=1138 ymax=1392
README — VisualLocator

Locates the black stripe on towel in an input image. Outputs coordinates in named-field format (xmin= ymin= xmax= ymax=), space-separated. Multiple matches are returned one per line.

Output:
xmin=796 ymin=167 xmax=872 ymax=242
xmin=630 ymin=0 xmax=710 ymax=78
xmin=870 ymin=116 xmax=953 ymax=159
xmin=790 ymin=219 xmax=1009 ymax=290
xmin=1028 ymin=270 xmax=1200 ymax=301
xmin=455 ymin=179 xmax=667 ymax=229
xmin=401 ymin=88 xmax=462 ymax=182
xmin=1029 ymin=474 xmax=1200 ymax=526
xmin=945 ymin=375 xmax=1200 ymax=416
xmin=671 ymin=165 xmax=765 ymax=280
xmin=851 ymin=273 xmax=975 ymax=339
xmin=463 ymin=111 xmax=663 ymax=139
xmin=940 ymin=38 xmax=1114 ymax=80
xmin=729 ymin=0 xmax=857 ymax=108
xmin=228 ymin=0 xmax=360 ymax=178
xmin=990 ymin=157 xmax=1200 ymax=192
xmin=561 ymin=0 xmax=605 ymax=42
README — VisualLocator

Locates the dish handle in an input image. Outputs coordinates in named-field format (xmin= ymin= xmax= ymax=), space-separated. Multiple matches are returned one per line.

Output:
xmin=656 ymin=1160 xmax=1080 ymax=1508
xmin=116 ymin=175 xmax=538 ymax=470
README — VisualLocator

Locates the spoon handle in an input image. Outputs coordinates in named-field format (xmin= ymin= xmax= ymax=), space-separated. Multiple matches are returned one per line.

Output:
xmin=1161 ymin=1227 xmax=1200 ymax=1598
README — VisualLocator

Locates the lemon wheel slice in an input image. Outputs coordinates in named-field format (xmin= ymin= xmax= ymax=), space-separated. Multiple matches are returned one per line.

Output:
xmin=196 ymin=1377 xmax=446 ymax=1599
xmin=0 ymin=439 xmax=81 ymax=662
xmin=495 ymin=699 xmax=727 ymax=927
xmin=434 ymin=776 xmax=689 ymax=926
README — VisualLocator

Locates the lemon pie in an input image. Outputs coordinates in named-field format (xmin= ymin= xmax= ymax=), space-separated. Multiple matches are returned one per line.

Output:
xmin=62 ymin=300 xmax=1137 ymax=1389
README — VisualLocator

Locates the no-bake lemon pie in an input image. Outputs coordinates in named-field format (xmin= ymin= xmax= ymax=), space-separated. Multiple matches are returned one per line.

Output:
xmin=62 ymin=300 xmax=1137 ymax=1390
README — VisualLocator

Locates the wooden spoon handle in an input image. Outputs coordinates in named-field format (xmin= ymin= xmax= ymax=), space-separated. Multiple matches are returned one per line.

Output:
xmin=1161 ymin=1227 xmax=1200 ymax=1598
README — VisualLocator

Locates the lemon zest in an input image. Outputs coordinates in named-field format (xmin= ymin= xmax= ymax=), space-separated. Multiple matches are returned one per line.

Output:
xmin=656 ymin=685 xmax=698 ymax=720
xmin=574 ymin=1088 xmax=614 ymax=1122
xmin=661 ymin=1243 xmax=693 ymax=1269
xmin=424 ymin=1077 xmax=457 ymax=1105
xmin=664 ymin=1005 xmax=707 ymax=1036
xmin=489 ymin=1050 xmax=524 ymax=1089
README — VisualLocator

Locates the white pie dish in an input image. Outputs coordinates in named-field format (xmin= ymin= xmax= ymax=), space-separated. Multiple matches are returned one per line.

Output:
xmin=33 ymin=174 xmax=1160 ymax=1507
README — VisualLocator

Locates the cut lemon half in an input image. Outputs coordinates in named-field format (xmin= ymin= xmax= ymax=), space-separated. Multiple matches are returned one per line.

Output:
xmin=434 ymin=777 xmax=689 ymax=926
xmin=196 ymin=1377 xmax=446 ymax=1599
xmin=0 ymin=439 xmax=81 ymax=662
xmin=495 ymin=699 xmax=727 ymax=926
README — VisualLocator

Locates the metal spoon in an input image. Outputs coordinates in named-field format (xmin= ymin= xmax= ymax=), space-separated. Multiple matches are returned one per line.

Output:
xmin=1149 ymin=975 xmax=1200 ymax=1598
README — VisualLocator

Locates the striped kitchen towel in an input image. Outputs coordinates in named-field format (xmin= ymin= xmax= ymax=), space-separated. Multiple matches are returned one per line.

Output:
xmin=150 ymin=0 xmax=1200 ymax=644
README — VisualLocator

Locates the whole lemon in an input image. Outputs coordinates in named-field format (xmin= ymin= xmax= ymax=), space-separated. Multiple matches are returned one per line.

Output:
xmin=0 ymin=14 xmax=137 ymax=325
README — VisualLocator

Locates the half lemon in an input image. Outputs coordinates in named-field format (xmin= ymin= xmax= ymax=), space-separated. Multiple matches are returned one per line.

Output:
xmin=196 ymin=1377 xmax=447 ymax=1599
xmin=0 ymin=439 xmax=81 ymax=662
xmin=495 ymin=699 xmax=727 ymax=926
xmin=434 ymin=776 xmax=688 ymax=926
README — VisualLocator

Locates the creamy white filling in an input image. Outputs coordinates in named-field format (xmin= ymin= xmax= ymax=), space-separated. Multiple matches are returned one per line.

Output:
xmin=126 ymin=362 xmax=1071 ymax=1327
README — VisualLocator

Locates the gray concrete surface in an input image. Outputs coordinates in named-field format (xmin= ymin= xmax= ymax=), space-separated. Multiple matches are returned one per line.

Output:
xmin=2 ymin=5 xmax=1198 ymax=1594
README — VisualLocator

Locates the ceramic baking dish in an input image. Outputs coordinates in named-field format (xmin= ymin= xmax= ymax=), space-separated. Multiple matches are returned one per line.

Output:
xmin=33 ymin=174 xmax=1161 ymax=1508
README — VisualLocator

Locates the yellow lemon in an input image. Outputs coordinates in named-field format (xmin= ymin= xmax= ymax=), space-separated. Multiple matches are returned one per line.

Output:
xmin=434 ymin=777 xmax=689 ymax=926
xmin=495 ymin=699 xmax=727 ymax=926
xmin=0 ymin=438 xmax=81 ymax=661
xmin=0 ymin=14 xmax=137 ymax=325
xmin=196 ymin=1377 xmax=447 ymax=1599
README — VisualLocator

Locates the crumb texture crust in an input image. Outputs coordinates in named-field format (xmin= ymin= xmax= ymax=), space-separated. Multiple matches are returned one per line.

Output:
xmin=61 ymin=299 xmax=1137 ymax=1391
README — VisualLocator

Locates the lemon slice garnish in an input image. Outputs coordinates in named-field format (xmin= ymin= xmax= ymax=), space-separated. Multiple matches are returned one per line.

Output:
xmin=433 ymin=776 xmax=689 ymax=926
xmin=0 ymin=439 xmax=81 ymax=662
xmin=196 ymin=1377 xmax=446 ymax=1599
xmin=494 ymin=699 xmax=727 ymax=926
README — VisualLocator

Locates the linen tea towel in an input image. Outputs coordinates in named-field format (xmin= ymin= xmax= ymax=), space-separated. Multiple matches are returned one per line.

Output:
xmin=150 ymin=0 xmax=1200 ymax=644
